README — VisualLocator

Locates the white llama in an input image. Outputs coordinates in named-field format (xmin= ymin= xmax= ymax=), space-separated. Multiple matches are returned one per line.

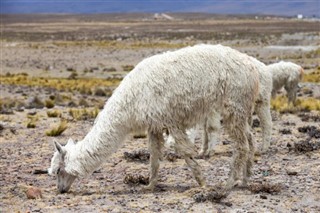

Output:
xmin=198 ymin=56 xmax=273 ymax=156
xmin=48 ymin=44 xmax=260 ymax=193
xmin=268 ymin=61 xmax=304 ymax=104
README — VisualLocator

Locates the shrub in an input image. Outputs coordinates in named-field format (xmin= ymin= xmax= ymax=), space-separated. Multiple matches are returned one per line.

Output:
xmin=47 ymin=110 xmax=61 ymax=118
xmin=45 ymin=99 xmax=55 ymax=108
xmin=46 ymin=120 xmax=68 ymax=137
xmin=69 ymin=108 xmax=99 ymax=121
xmin=122 ymin=65 xmax=134 ymax=72
xmin=27 ymin=121 xmax=36 ymax=128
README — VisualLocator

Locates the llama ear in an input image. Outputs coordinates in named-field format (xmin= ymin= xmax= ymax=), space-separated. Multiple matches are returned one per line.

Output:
xmin=53 ymin=140 xmax=65 ymax=154
xmin=67 ymin=138 xmax=75 ymax=146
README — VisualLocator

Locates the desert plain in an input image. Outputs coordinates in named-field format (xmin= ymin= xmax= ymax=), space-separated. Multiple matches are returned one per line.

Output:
xmin=0 ymin=13 xmax=320 ymax=212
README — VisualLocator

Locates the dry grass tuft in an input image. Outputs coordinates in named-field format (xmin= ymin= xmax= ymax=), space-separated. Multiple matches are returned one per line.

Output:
xmin=46 ymin=120 xmax=68 ymax=136
xmin=47 ymin=110 xmax=61 ymax=118
xmin=26 ymin=121 xmax=36 ymax=128
xmin=69 ymin=107 xmax=99 ymax=121
xmin=122 ymin=65 xmax=135 ymax=72
xmin=26 ymin=115 xmax=38 ymax=128
xmin=45 ymin=99 xmax=55 ymax=109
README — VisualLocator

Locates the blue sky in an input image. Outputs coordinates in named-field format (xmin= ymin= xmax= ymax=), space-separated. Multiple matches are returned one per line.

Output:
xmin=1 ymin=0 xmax=319 ymax=16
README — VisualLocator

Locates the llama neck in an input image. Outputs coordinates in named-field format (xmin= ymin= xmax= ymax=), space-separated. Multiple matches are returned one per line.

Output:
xmin=65 ymin=100 xmax=132 ymax=177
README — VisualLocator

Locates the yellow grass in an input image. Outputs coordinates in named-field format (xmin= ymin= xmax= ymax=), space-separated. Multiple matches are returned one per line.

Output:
xmin=46 ymin=120 xmax=68 ymax=136
xmin=26 ymin=115 xmax=39 ymax=128
xmin=0 ymin=74 xmax=121 ymax=95
xmin=302 ymin=69 xmax=320 ymax=83
xmin=271 ymin=95 xmax=320 ymax=113
xmin=69 ymin=107 xmax=100 ymax=121
xmin=47 ymin=110 xmax=61 ymax=118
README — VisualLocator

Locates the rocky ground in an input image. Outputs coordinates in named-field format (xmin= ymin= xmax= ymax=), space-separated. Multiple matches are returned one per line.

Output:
xmin=0 ymin=14 xmax=320 ymax=212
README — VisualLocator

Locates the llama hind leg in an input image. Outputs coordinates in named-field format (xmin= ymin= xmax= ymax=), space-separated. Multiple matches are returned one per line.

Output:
xmin=146 ymin=130 xmax=164 ymax=190
xmin=256 ymin=102 xmax=272 ymax=153
xmin=171 ymin=129 xmax=206 ymax=187
xmin=225 ymin=121 xmax=250 ymax=190
xmin=285 ymin=81 xmax=298 ymax=105
xmin=243 ymin=127 xmax=255 ymax=187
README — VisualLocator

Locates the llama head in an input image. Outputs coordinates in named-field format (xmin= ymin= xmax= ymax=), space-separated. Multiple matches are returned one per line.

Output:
xmin=48 ymin=138 xmax=77 ymax=193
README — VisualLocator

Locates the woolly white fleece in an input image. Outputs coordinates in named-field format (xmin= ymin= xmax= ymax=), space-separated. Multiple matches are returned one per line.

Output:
xmin=50 ymin=44 xmax=260 ymax=180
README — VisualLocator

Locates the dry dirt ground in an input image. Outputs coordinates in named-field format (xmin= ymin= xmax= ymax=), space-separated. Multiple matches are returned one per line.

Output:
xmin=0 ymin=14 xmax=320 ymax=212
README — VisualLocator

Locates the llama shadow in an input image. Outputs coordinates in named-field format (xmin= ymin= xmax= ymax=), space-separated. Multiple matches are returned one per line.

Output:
xmin=110 ymin=183 xmax=193 ymax=196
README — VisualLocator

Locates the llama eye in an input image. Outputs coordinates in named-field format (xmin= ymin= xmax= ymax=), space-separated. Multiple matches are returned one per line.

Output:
xmin=57 ymin=168 xmax=61 ymax=174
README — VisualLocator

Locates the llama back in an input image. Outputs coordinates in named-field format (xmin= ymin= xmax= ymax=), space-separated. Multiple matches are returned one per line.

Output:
xmin=268 ymin=61 xmax=303 ymax=90
xmin=109 ymin=44 xmax=260 ymax=131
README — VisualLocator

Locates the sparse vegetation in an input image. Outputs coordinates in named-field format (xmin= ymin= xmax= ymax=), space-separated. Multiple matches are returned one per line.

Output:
xmin=45 ymin=99 xmax=55 ymax=109
xmin=45 ymin=120 xmax=68 ymax=136
xmin=26 ymin=115 xmax=38 ymax=128
xmin=271 ymin=96 xmax=320 ymax=113
xmin=69 ymin=107 xmax=100 ymax=120
xmin=302 ymin=69 xmax=320 ymax=83
xmin=47 ymin=110 xmax=61 ymax=118
xmin=0 ymin=74 xmax=121 ymax=96
xmin=122 ymin=65 xmax=135 ymax=71
xmin=49 ymin=40 xmax=187 ymax=49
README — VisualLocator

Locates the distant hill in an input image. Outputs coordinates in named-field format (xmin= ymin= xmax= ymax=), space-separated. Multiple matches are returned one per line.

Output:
xmin=1 ymin=0 xmax=319 ymax=17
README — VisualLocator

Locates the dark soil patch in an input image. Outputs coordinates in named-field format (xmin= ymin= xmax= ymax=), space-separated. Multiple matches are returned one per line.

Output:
xmin=123 ymin=174 xmax=149 ymax=185
xmin=282 ymin=121 xmax=296 ymax=126
xmin=298 ymin=113 xmax=320 ymax=122
xmin=248 ymin=182 xmax=282 ymax=194
xmin=123 ymin=149 xmax=150 ymax=162
xmin=279 ymin=129 xmax=292 ymax=134
xmin=294 ymin=139 xmax=320 ymax=153
xmin=298 ymin=125 xmax=320 ymax=138
xmin=193 ymin=189 xmax=228 ymax=203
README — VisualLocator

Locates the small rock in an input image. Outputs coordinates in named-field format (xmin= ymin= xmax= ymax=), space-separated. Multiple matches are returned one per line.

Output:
xmin=222 ymin=140 xmax=231 ymax=145
xmin=286 ymin=169 xmax=298 ymax=176
xmin=260 ymin=194 xmax=268 ymax=199
xmin=26 ymin=187 xmax=42 ymax=199
xmin=28 ymin=110 xmax=37 ymax=116
xmin=224 ymin=202 xmax=233 ymax=207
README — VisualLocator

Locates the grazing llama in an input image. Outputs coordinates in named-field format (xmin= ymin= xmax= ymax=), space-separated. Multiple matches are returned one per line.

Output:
xmin=48 ymin=44 xmax=259 ymax=193
xmin=268 ymin=61 xmax=304 ymax=104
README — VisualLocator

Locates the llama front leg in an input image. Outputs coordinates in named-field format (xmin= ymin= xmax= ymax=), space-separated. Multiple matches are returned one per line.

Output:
xmin=171 ymin=129 xmax=206 ymax=187
xmin=145 ymin=130 xmax=164 ymax=190
xmin=255 ymin=102 xmax=272 ymax=153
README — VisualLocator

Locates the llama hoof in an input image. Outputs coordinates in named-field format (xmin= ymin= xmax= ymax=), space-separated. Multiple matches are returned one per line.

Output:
xmin=198 ymin=151 xmax=212 ymax=160
xmin=201 ymin=184 xmax=208 ymax=189
xmin=224 ymin=179 xmax=237 ymax=191
xmin=143 ymin=184 xmax=155 ymax=192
